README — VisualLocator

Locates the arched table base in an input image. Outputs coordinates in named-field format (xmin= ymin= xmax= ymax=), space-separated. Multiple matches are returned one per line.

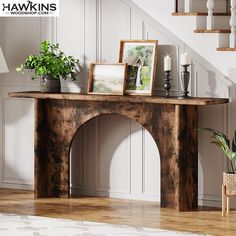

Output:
xmin=9 ymin=92 xmax=229 ymax=212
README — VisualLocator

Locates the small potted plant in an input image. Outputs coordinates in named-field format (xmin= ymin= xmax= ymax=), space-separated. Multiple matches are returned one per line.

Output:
xmin=16 ymin=41 xmax=80 ymax=93
xmin=202 ymin=128 xmax=236 ymax=215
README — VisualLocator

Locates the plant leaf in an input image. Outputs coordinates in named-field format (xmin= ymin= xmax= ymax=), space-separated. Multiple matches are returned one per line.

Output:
xmin=232 ymin=130 xmax=236 ymax=152
xmin=202 ymin=128 xmax=233 ymax=160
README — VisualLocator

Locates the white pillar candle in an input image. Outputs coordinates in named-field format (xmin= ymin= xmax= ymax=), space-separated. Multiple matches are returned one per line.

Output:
xmin=181 ymin=52 xmax=191 ymax=65
xmin=164 ymin=55 xmax=171 ymax=71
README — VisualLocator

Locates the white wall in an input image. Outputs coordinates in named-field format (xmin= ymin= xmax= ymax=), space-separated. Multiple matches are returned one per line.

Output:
xmin=0 ymin=0 xmax=234 ymax=207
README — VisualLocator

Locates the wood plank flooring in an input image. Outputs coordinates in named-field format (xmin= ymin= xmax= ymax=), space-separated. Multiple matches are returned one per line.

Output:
xmin=0 ymin=188 xmax=235 ymax=235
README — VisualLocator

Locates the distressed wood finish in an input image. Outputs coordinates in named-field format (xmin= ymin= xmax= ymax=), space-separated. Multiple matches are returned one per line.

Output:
xmin=160 ymin=105 xmax=198 ymax=210
xmin=9 ymin=92 xmax=229 ymax=211
xmin=34 ymin=99 xmax=197 ymax=211
xmin=9 ymin=92 xmax=228 ymax=106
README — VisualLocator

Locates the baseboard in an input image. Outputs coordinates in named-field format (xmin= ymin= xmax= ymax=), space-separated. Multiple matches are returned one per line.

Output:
xmin=0 ymin=183 xmax=33 ymax=191
xmin=198 ymin=194 xmax=221 ymax=208
xmin=3 ymin=185 xmax=235 ymax=209
xmin=71 ymin=188 xmax=160 ymax=202
xmin=198 ymin=193 xmax=236 ymax=209
xmin=72 ymin=188 xmax=233 ymax=208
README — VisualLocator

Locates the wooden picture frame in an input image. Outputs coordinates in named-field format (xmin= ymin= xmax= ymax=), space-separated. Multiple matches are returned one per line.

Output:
xmin=119 ymin=40 xmax=158 ymax=96
xmin=88 ymin=63 xmax=127 ymax=95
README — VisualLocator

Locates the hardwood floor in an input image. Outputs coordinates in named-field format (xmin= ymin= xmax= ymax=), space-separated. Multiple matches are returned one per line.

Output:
xmin=0 ymin=188 xmax=235 ymax=235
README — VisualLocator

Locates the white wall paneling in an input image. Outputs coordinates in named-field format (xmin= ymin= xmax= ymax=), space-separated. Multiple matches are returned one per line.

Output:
xmin=94 ymin=115 xmax=131 ymax=195
xmin=99 ymin=0 xmax=131 ymax=62
xmin=0 ymin=86 xmax=36 ymax=190
xmin=0 ymin=0 xmax=233 ymax=206
xmin=3 ymin=18 xmax=41 ymax=87
xmin=56 ymin=0 xmax=85 ymax=92
xmin=141 ymin=20 xmax=181 ymax=95
xmin=0 ymin=16 xmax=42 ymax=190
xmin=70 ymin=124 xmax=85 ymax=194
xmin=2 ymin=98 xmax=34 ymax=187
xmin=142 ymin=128 xmax=160 ymax=199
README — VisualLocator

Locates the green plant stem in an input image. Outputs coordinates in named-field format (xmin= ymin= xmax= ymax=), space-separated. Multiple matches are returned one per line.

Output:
xmin=230 ymin=160 xmax=236 ymax=174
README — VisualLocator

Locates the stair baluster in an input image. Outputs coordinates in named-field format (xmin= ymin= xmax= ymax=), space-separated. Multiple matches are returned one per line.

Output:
xmin=185 ymin=0 xmax=192 ymax=13
xmin=207 ymin=0 xmax=215 ymax=30
xmin=175 ymin=0 xmax=178 ymax=13
xmin=230 ymin=0 xmax=236 ymax=47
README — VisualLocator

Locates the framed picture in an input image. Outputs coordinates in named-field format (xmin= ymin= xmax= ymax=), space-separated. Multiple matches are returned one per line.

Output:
xmin=88 ymin=63 xmax=127 ymax=95
xmin=119 ymin=40 xmax=158 ymax=95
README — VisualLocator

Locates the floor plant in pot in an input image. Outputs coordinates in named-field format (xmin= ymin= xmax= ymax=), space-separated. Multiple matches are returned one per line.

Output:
xmin=16 ymin=41 xmax=80 ymax=93
xmin=202 ymin=128 xmax=236 ymax=216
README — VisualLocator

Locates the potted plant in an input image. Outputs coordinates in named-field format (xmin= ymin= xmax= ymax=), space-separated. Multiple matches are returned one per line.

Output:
xmin=202 ymin=128 xmax=236 ymax=215
xmin=16 ymin=41 xmax=80 ymax=93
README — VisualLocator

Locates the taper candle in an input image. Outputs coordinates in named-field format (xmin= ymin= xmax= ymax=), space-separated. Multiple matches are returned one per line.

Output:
xmin=164 ymin=55 xmax=171 ymax=71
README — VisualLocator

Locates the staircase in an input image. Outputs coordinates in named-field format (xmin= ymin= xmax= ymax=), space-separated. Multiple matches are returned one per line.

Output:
xmin=132 ymin=0 xmax=236 ymax=79
xmin=174 ymin=0 xmax=236 ymax=51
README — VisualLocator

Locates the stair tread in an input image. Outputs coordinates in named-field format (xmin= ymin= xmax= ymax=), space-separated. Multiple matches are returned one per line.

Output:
xmin=194 ymin=29 xmax=231 ymax=33
xmin=217 ymin=48 xmax=236 ymax=51
xmin=172 ymin=12 xmax=230 ymax=16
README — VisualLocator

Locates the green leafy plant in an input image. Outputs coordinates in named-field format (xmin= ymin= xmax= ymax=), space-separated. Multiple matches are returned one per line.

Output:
xmin=202 ymin=128 xmax=236 ymax=173
xmin=16 ymin=41 xmax=80 ymax=80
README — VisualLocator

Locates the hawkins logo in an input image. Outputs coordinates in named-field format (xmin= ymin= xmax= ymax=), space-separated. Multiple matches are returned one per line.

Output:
xmin=0 ymin=0 xmax=59 ymax=17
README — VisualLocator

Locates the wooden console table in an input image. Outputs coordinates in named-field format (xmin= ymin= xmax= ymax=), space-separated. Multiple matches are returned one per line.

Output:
xmin=9 ymin=92 xmax=228 ymax=211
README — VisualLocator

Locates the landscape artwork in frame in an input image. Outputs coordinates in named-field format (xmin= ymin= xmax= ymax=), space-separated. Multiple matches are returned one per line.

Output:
xmin=119 ymin=40 xmax=158 ymax=95
xmin=88 ymin=63 xmax=127 ymax=95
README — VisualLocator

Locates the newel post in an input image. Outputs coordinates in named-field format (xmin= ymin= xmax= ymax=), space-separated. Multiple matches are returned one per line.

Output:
xmin=207 ymin=0 xmax=215 ymax=30
xmin=230 ymin=0 xmax=236 ymax=47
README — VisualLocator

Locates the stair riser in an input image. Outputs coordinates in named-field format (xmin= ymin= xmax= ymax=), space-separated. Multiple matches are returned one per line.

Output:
xmin=218 ymin=34 xmax=230 ymax=48
xmin=194 ymin=32 xmax=231 ymax=50
xmin=214 ymin=16 xmax=230 ymax=29
xmin=171 ymin=16 xmax=229 ymax=48
xmin=178 ymin=0 xmax=227 ymax=13
xmin=196 ymin=16 xmax=230 ymax=30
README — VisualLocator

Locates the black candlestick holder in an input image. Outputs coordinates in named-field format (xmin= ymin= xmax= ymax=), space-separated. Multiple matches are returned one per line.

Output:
xmin=181 ymin=64 xmax=190 ymax=98
xmin=164 ymin=70 xmax=171 ymax=97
